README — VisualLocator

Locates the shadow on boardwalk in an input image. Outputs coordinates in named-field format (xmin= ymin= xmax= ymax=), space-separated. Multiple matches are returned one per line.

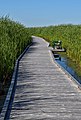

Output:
xmin=5 ymin=36 xmax=81 ymax=120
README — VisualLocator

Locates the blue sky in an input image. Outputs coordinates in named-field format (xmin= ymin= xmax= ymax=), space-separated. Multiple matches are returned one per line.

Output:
xmin=0 ymin=0 xmax=81 ymax=27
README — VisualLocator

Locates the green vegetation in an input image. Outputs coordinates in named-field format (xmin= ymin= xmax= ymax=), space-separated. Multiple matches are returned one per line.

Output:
xmin=29 ymin=25 xmax=81 ymax=68
xmin=0 ymin=17 xmax=81 ymax=108
xmin=0 ymin=17 xmax=32 ymax=93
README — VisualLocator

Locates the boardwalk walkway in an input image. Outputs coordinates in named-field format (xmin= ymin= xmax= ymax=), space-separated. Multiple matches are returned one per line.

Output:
xmin=8 ymin=36 xmax=81 ymax=120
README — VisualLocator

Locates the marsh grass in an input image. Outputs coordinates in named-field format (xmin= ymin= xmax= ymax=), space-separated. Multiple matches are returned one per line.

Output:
xmin=29 ymin=25 xmax=81 ymax=68
xmin=0 ymin=17 xmax=32 ymax=111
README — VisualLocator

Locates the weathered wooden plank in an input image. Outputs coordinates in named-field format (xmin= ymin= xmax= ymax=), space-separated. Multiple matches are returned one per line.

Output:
xmin=8 ymin=36 xmax=81 ymax=120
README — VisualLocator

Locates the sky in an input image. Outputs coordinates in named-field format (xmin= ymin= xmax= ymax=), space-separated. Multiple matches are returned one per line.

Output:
xmin=0 ymin=0 xmax=81 ymax=27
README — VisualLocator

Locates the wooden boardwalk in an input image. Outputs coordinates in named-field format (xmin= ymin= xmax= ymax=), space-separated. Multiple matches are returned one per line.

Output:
xmin=8 ymin=36 xmax=81 ymax=120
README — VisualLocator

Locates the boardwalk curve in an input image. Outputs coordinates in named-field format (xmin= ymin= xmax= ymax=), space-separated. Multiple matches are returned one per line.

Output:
xmin=7 ymin=36 xmax=81 ymax=119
